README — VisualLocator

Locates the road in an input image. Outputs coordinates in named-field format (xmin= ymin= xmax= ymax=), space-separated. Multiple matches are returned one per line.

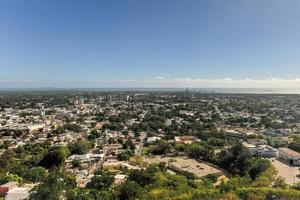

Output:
xmin=269 ymin=158 xmax=300 ymax=185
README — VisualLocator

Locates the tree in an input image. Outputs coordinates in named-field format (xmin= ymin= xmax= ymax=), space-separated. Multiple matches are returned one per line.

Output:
xmin=86 ymin=171 xmax=114 ymax=190
xmin=0 ymin=173 xmax=23 ymax=184
xmin=249 ymin=159 xmax=272 ymax=180
xmin=251 ymin=165 xmax=277 ymax=187
xmin=67 ymin=188 xmax=94 ymax=200
xmin=219 ymin=143 xmax=252 ymax=176
xmin=51 ymin=126 xmax=65 ymax=136
xmin=151 ymin=140 xmax=171 ymax=155
xmin=218 ymin=177 xmax=251 ymax=193
xmin=0 ymin=149 xmax=16 ymax=172
xmin=192 ymin=189 xmax=219 ymax=200
xmin=122 ymin=140 xmax=135 ymax=152
xmin=188 ymin=143 xmax=213 ymax=161
xmin=108 ymin=137 xmax=116 ymax=144
xmin=118 ymin=181 xmax=143 ymax=200
xmin=29 ymin=170 xmax=76 ymax=200
xmin=117 ymin=152 xmax=131 ymax=161
xmin=88 ymin=130 xmax=102 ymax=140
xmin=39 ymin=147 xmax=69 ymax=168
xmin=273 ymin=177 xmax=288 ymax=189
xmin=64 ymin=124 xmax=82 ymax=133
xmin=95 ymin=113 xmax=105 ymax=122
xmin=208 ymin=137 xmax=226 ymax=147
xmin=71 ymin=159 xmax=81 ymax=169
xmin=128 ymin=169 xmax=153 ymax=187
xmin=67 ymin=188 xmax=113 ymax=200
xmin=289 ymin=139 xmax=300 ymax=153
xmin=26 ymin=167 xmax=48 ymax=183
xmin=68 ymin=141 xmax=91 ymax=155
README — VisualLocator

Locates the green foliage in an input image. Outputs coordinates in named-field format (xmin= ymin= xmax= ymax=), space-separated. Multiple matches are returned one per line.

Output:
xmin=188 ymin=142 xmax=214 ymax=161
xmin=122 ymin=140 xmax=135 ymax=152
xmin=0 ymin=173 xmax=23 ymax=184
xmin=219 ymin=177 xmax=251 ymax=193
xmin=117 ymin=152 xmax=131 ymax=161
xmin=128 ymin=169 xmax=154 ymax=187
xmin=0 ymin=149 xmax=17 ymax=173
xmin=219 ymin=143 xmax=252 ymax=176
xmin=29 ymin=170 xmax=76 ymax=200
xmin=249 ymin=159 xmax=272 ymax=180
xmin=119 ymin=181 xmax=143 ymax=200
xmin=71 ymin=159 xmax=81 ymax=168
xmin=129 ymin=123 xmax=148 ymax=132
xmin=24 ymin=167 xmax=48 ymax=183
xmin=251 ymin=165 xmax=276 ymax=187
xmin=236 ymin=187 xmax=300 ymax=200
xmin=204 ymin=173 xmax=221 ymax=183
xmin=50 ymin=126 xmax=65 ymax=136
xmin=68 ymin=141 xmax=91 ymax=155
xmin=95 ymin=113 xmax=106 ymax=122
xmin=103 ymin=123 xmax=124 ymax=131
xmin=64 ymin=123 xmax=82 ymax=133
xmin=39 ymin=146 xmax=69 ymax=168
xmin=273 ymin=177 xmax=288 ymax=189
xmin=88 ymin=129 xmax=102 ymax=140
xmin=86 ymin=171 xmax=115 ymax=190
xmin=192 ymin=189 xmax=220 ymax=200
xmin=208 ymin=137 xmax=227 ymax=147
xmin=67 ymin=188 xmax=113 ymax=200
xmin=288 ymin=137 xmax=300 ymax=153
xmin=151 ymin=140 xmax=171 ymax=155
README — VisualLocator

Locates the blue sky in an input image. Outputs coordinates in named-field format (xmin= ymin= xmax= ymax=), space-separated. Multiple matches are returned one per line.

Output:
xmin=0 ymin=0 xmax=300 ymax=88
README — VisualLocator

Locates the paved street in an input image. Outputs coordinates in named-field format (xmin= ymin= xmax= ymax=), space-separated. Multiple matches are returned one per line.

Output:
xmin=269 ymin=158 xmax=300 ymax=185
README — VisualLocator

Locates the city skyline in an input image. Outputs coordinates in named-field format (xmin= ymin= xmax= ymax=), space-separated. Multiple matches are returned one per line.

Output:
xmin=1 ymin=0 xmax=300 ymax=88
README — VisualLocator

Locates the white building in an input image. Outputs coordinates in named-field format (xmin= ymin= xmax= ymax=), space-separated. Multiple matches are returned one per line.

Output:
xmin=147 ymin=136 xmax=161 ymax=144
xmin=243 ymin=142 xmax=279 ymax=158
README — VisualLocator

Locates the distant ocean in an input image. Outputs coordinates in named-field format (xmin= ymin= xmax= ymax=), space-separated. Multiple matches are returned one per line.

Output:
xmin=1 ymin=88 xmax=300 ymax=94
xmin=192 ymin=88 xmax=300 ymax=94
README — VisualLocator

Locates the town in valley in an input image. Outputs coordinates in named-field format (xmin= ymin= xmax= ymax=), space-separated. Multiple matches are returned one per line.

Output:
xmin=1 ymin=90 xmax=300 ymax=199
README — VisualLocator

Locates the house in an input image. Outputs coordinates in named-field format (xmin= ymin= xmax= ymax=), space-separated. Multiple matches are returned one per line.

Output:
xmin=114 ymin=174 xmax=127 ymax=185
xmin=67 ymin=153 xmax=105 ymax=164
xmin=174 ymin=136 xmax=199 ymax=144
xmin=256 ymin=145 xmax=279 ymax=157
xmin=147 ymin=136 xmax=161 ymax=144
xmin=278 ymin=148 xmax=300 ymax=166
xmin=247 ymin=139 xmax=267 ymax=146
xmin=28 ymin=123 xmax=44 ymax=133
xmin=243 ymin=142 xmax=279 ymax=158
xmin=224 ymin=129 xmax=245 ymax=139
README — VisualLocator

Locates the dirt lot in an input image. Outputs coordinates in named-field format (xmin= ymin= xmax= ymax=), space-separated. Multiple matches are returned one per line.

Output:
xmin=269 ymin=158 xmax=300 ymax=185
xmin=144 ymin=155 xmax=221 ymax=177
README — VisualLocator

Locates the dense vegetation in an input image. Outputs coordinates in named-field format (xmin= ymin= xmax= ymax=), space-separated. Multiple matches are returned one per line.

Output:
xmin=26 ymin=161 xmax=300 ymax=200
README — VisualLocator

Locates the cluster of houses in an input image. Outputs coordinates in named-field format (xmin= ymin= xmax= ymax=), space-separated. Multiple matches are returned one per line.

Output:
xmin=63 ymin=129 xmax=146 ymax=187
xmin=1 ymin=92 xmax=300 ymax=200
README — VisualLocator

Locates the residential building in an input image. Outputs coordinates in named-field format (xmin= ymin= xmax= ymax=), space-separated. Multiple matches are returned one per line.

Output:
xmin=278 ymin=148 xmax=300 ymax=166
